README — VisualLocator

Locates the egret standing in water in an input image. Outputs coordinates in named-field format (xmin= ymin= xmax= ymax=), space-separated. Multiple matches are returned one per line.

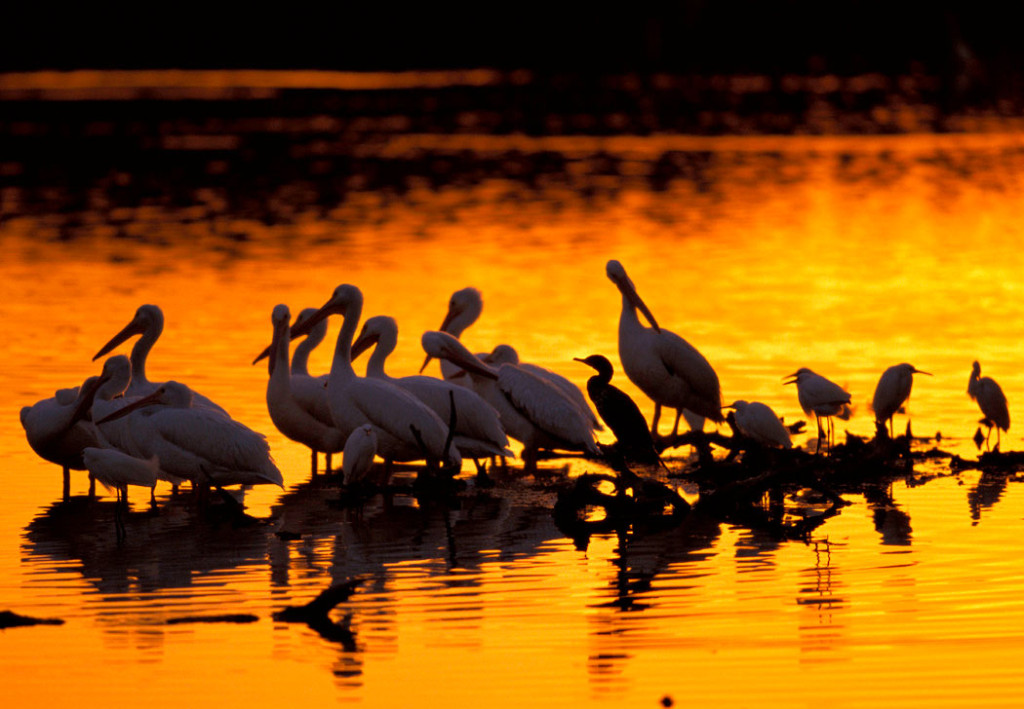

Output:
xmin=968 ymin=360 xmax=1010 ymax=451
xmin=605 ymin=260 xmax=723 ymax=437
xmin=784 ymin=368 xmax=851 ymax=454
xmin=341 ymin=425 xmax=378 ymax=486
xmin=724 ymin=400 xmax=792 ymax=449
xmin=872 ymin=363 xmax=931 ymax=438
xmin=574 ymin=354 xmax=662 ymax=466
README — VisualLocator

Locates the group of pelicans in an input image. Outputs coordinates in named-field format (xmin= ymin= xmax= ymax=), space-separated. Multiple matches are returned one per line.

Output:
xmin=20 ymin=260 xmax=1014 ymax=529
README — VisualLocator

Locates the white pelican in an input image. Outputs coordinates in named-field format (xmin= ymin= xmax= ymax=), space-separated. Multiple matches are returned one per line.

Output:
xmin=421 ymin=287 xmax=484 ymax=384
xmin=92 ymin=303 xmax=228 ymax=414
xmin=725 ymin=400 xmax=792 ymax=449
xmin=872 ymin=363 xmax=931 ymax=437
xmin=968 ymin=361 xmax=1010 ymax=450
xmin=605 ymin=260 xmax=723 ymax=437
xmin=96 ymin=380 xmax=284 ymax=489
xmin=82 ymin=447 xmax=159 ymax=539
xmin=422 ymin=330 xmax=600 ymax=470
xmin=283 ymin=308 xmax=336 ymax=472
xmin=21 ymin=374 xmax=106 ymax=500
xmin=264 ymin=304 xmax=346 ymax=476
xmin=278 ymin=284 xmax=461 ymax=471
xmin=352 ymin=315 xmax=512 ymax=463
xmin=486 ymin=344 xmax=602 ymax=433
xmin=574 ymin=354 xmax=661 ymax=466
xmin=784 ymin=368 xmax=851 ymax=453
xmin=342 ymin=425 xmax=378 ymax=486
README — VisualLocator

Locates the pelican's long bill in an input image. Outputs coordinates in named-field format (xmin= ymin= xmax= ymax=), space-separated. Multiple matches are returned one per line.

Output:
xmin=606 ymin=260 xmax=661 ymax=333
xmin=95 ymin=386 xmax=166 ymax=425
xmin=92 ymin=314 xmax=146 ymax=361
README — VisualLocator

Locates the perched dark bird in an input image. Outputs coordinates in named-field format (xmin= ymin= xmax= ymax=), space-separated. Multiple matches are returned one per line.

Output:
xmin=575 ymin=354 xmax=662 ymax=466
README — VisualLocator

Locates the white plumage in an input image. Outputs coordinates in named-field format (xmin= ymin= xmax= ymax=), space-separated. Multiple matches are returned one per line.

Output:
xmin=605 ymin=259 xmax=723 ymax=435
xmin=96 ymin=380 xmax=283 ymax=488
xmin=91 ymin=303 xmax=228 ymax=414
xmin=352 ymin=314 xmax=512 ymax=460
xmin=968 ymin=360 xmax=1010 ymax=450
xmin=284 ymin=284 xmax=461 ymax=469
xmin=21 ymin=374 xmax=105 ymax=498
xmin=784 ymin=367 xmax=851 ymax=452
xmin=727 ymin=400 xmax=792 ymax=449
xmin=421 ymin=330 xmax=599 ymax=469
xmin=424 ymin=286 xmax=485 ymax=384
xmin=484 ymin=344 xmax=602 ymax=433
xmin=872 ymin=363 xmax=931 ymax=436
xmin=342 ymin=425 xmax=378 ymax=485
xmin=264 ymin=304 xmax=346 ymax=473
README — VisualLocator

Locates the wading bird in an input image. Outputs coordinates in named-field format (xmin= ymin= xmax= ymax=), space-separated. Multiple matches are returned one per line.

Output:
xmin=92 ymin=304 xmax=228 ymax=414
xmin=872 ymin=363 xmax=931 ymax=438
xmin=574 ymin=354 xmax=662 ymax=466
xmin=264 ymin=284 xmax=461 ymax=471
xmin=724 ymin=400 xmax=792 ymax=449
xmin=422 ymin=330 xmax=600 ymax=470
xmin=351 ymin=315 xmax=512 ymax=463
xmin=487 ymin=345 xmax=601 ymax=433
xmin=342 ymin=425 xmax=378 ymax=486
xmin=82 ymin=447 xmax=159 ymax=540
xmin=96 ymin=381 xmax=284 ymax=490
xmin=21 ymin=374 xmax=106 ymax=500
xmin=605 ymin=260 xmax=723 ymax=437
xmin=422 ymin=287 xmax=485 ymax=384
xmin=285 ymin=307 xmax=337 ymax=472
xmin=784 ymin=368 xmax=851 ymax=454
xmin=264 ymin=304 xmax=346 ymax=476
xmin=968 ymin=360 xmax=1010 ymax=450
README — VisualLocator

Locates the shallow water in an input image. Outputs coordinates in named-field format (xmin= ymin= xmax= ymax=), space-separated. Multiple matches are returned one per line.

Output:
xmin=4 ymin=78 xmax=1024 ymax=707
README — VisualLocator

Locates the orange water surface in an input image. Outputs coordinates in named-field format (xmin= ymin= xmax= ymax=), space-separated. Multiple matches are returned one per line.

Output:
xmin=3 ymin=92 xmax=1024 ymax=708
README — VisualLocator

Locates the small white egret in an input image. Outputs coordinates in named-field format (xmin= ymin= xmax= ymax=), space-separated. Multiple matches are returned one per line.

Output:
xmin=725 ymin=400 xmax=792 ymax=449
xmin=342 ymin=425 xmax=378 ymax=486
xmin=784 ymin=368 xmax=851 ymax=453
xmin=968 ymin=360 xmax=1010 ymax=450
xmin=872 ymin=363 xmax=931 ymax=438
xmin=605 ymin=259 xmax=723 ymax=436
xmin=82 ymin=447 xmax=159 ymax=540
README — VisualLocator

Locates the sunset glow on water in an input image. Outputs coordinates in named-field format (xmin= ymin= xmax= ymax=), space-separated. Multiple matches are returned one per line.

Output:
xmin=4 ymin=71 xmax=1024 ymax=707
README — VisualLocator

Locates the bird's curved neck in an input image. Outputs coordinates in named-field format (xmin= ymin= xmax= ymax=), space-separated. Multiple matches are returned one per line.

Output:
xmin=291 ymin=338 xmax=314 ymax=376
xmin=330 ymin=302 xmax=361 ymax=382
xmin=366 ymin=333 xmax=396 ymax=379
xmin=131 ymin=321 xmax=162 ymax=387
xmin=618 ymin=293 xmax=646 ymax=337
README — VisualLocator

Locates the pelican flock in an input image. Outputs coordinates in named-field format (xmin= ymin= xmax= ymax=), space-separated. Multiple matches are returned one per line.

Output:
xmin=20 ymin=258 xmax=1014 ymax=538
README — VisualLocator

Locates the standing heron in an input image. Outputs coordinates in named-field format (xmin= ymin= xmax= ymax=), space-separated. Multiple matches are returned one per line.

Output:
xmin=968 ymin=360 xmax=1010 ymax=451
xmin=574 ymin=354 xmax=662 ymax=466
xmin=341 ymin=425 xmax=378 ymax=486
xmin=605 ymin=260 xmax=723 ymax=437
xmin=872 ymin=363 xmax=931 ymax=438
xmin=784 ymin=368 xmax=851 ymax=454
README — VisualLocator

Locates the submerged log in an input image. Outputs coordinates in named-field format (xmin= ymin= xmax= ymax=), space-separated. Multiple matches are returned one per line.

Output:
xmin=0 ymin=610 xmax=64 ymax=629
